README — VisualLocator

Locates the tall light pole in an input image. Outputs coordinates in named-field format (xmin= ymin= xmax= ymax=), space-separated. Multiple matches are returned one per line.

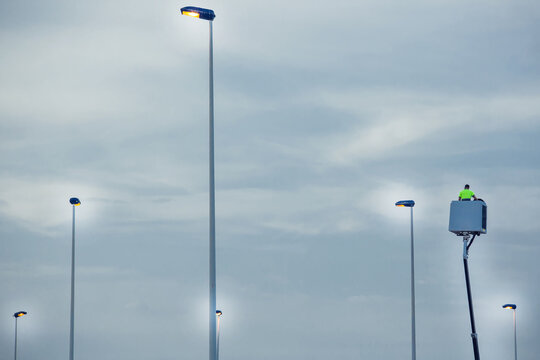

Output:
xmin=180 ymin=6 xmax=218 ymax=360
xmin=502 ymin=304 xmax=517 ymax=360
xmin=395 ymin=200 xmax=416 ymax=360
xmin=13 ymin=311 xmax=27 ymax=360
xmin=216 ymin=310 xmax=222 ymax=360
xmin=69 ymin=197 xmax=81 ymax=360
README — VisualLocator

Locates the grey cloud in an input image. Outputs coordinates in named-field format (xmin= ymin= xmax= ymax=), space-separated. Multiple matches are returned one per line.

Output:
xmin=1 ymin=0 xmax=540 ymax=359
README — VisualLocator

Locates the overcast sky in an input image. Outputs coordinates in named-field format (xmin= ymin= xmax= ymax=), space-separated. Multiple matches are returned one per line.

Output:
xmin=1 ymin=0 xmax=539 ymax=359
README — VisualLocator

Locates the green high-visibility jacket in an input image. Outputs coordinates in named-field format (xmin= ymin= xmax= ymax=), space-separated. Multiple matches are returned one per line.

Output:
xmin=459 ymin=189 xmax=475 ymax=199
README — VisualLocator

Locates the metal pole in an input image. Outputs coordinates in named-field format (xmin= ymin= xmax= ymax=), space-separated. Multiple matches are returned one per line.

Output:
xmin=462 ymin=237 xmax=480 ymax=360
xmin=70 ymin=205 xmax=76 ymax=360
xmin=410 ymin=207 xmax=416 ymax=360
xmin=216 ymin=314 xmax=221 ymax=360
xmin=14 ymin=317 xmax=18 ymax=360
xmin=208 ymin=20 xmax=217 ymax=360
xmin=513 ymin=309 xmax=517 ymax=360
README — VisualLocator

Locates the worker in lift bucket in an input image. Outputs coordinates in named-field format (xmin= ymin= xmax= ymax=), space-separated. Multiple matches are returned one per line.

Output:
xmin=458 ymin=184 xmax=478 ymax=201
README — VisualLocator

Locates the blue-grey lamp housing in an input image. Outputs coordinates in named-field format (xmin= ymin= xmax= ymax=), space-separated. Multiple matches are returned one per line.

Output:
xmin=181 ymin=6 xmax=216 ymax=21
xmin=395 ymin=200 xmax=415 ymax=207
xmin=69 ymin=198 xmax=81 ymax=206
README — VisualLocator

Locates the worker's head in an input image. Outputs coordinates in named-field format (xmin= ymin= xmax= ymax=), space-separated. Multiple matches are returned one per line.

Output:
xmin=464 ymin=184 xmax=470 ymax=189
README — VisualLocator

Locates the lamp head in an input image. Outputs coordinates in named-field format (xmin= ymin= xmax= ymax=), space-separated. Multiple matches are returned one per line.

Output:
xmin=395 ymin=200 xmax=415 ymax=208
xmin=69 ymin=197 xmax=81 ymax=206
xmin=13 ymin=311 xmax=27 ymax=318
xmin=181 ymin=6 xmax=216 ymax=21
xmin=216 ymin=310 xmax=222 ymax=316
xmin=502 ymin=304 xmax=516 ymax=310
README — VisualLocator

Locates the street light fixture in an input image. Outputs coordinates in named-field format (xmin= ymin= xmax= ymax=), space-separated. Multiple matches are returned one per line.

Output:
xmin=13 ymin=311 xmax=27 ymax=360
xmin=180 ymin=6 xmax=218 ymax=360
xmin=216 ymin=310 xmax=223 ymax=360
xmin=69 ymin=197 xmax=81 ymax=360
xmin=395 ymin=200 xmax=416 ymax=360
xmin=181 ymin=6 xmax=216 ymax=20
xmin=502 ymin=304 xmax=517 ymax=360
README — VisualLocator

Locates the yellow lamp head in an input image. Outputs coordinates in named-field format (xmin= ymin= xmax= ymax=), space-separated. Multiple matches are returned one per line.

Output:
xmin=182 ymin=10 xmax=200 ymax=18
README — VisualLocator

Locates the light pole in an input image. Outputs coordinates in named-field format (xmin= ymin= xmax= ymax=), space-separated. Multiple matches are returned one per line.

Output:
xmin=180 ymin=6 xmax=218 ymax=360
xmin=13 ymin=311 xmax=27 ymax=360
xmin=69 ymin=197 xmax=81 ymax=360
xmin=216 ymin=310 xmax=222 ymax=360
xmin=502 ymin=304 xmax=517 ymax=360
xmin=395 ymin=200 xmax=416 ymax=360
